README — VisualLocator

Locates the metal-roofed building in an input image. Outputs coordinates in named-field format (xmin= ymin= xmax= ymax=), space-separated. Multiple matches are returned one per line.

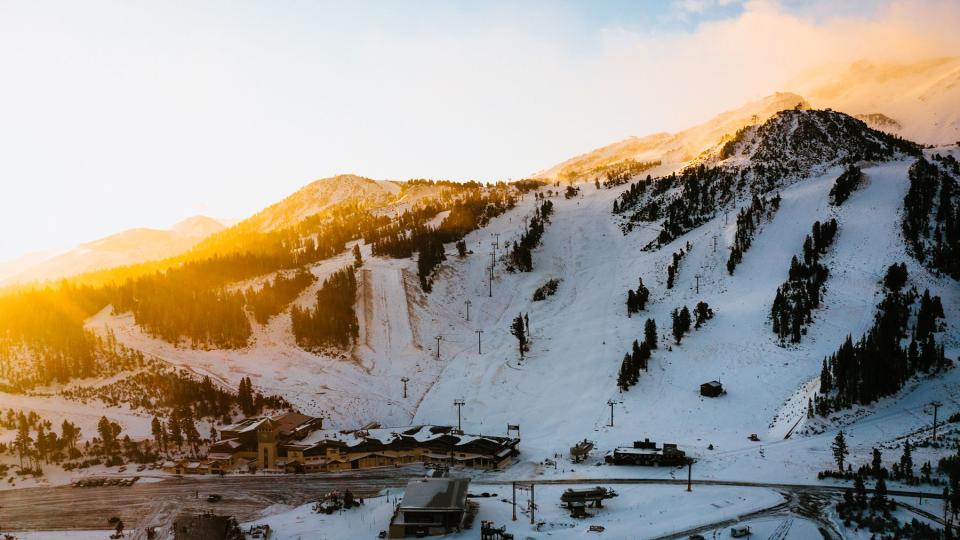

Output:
xmin=389 ymin=478 xmax=471 ymax=538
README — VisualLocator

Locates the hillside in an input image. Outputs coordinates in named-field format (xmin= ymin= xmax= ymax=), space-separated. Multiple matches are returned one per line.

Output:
xmin=2 ymin=107 xmax=957 ymax=538
xmin=1 ymin=215 xmax=227 ymax=285
xmin=81 ymin=110 xmax=958 ymax=474
xmin=536 ymin=92 xmax=809 ymax=182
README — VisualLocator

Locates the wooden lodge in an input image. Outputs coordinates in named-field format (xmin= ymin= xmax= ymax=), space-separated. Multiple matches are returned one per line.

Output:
xmin=204 ymin=418 xmax=520 ymax=475
xmin=700 ymin=380 xmax=724 ymax=397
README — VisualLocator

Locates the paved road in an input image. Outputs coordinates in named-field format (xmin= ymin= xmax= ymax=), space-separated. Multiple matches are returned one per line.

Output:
xmin=0 ymin=467 xmax=425 ymax=532
xmin=1 ymin=472 xmax=947 ymax=533
xmin=482 ymin=477 xmax=947 ymax=500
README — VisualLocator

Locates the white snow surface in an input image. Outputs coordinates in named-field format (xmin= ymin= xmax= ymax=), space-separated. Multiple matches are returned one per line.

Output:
xmin=80 ymin=151 xmax=959 ymax=489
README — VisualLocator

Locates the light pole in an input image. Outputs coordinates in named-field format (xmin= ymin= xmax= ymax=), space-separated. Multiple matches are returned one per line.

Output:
xmin=931 ymin=401 xmax=942 ymax=441
xmin=400 ymin=377 xmax=409 ymax=399
xmin=453 ymin=399 xmax=465 ymax=433
xmin=465 ymin=299 xmax=471 ymax=322
xmin=488 ymin=265 xmax=493 ymax=298
xmin=606 ymin=399 xmax=619 ymax=427
xmin=476 ymin=329 xmax=484 ymax=354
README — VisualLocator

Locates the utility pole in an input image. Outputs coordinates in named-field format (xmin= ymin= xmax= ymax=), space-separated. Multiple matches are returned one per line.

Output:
xmin=931 ymin=401 xmax=942 ymax=441
xmin=435 ymin=335 xmax=442 ymax=360
xmin=687 ymin=462 xmax=692 ymax=492
xmin=400 ymin=377 xmax=409 ymax=399
xmin=606 ymin=399 xmax=618 ymax=427
xmin=476 ymin=329 xmax=484 ymax=354
xmin=694 ymin=274 xmax=701 ymax=295
xmin=530 ymin=484 xmax=536 ymax=525
xmin=488 ymin=265 xmax=493 ymax=298
xmin=512 ymin=482 xmax=517 ymax=521
xmin=464 ymin=299 xmax=471 ymax=322
xmin=453 ymin=399 xmax=465 ymax=433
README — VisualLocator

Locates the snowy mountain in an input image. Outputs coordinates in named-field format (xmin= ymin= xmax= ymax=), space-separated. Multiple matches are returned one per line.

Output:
xmin=538 ymin=58 xmax=960 ymax=185
xmin=2 ymin=215 xmax=228 ymax=285
xmin=242 ymin=174 xmax=402 ymax=232
xmin=790 ymin=57 xmax=960 ymax=145
xmin=3 ymin=77 xmax=959 ymax=539
xmin=536 ymin=92 xmax=810 ymax=182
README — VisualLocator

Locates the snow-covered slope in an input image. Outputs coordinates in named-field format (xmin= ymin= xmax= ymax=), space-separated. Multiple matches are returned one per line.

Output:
xmin=2 ymin=216 xmax=227 ymax=285
xmin=86 ymin=144 xmax=958 ymax=493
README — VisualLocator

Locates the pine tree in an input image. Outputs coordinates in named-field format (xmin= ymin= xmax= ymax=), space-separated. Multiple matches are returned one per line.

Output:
xmin=871 ymin=477 xmax=888 ymax=509
xmin=510 ymin=314 xmax=526 ymax=360
xmin=352 ymin=244 xmax=363 ymax=268
xmin=871 ymin=447 xmax=883 ymax=477
xmin=831 ymin=431 xmax=849 ymax=473
xmin=644 ymin=318 xmax=657 ymax=350
xmin=899 ymin=440 xmax=913 ymax=479
xmin=151 ymin=417 xmax=164 ymax=450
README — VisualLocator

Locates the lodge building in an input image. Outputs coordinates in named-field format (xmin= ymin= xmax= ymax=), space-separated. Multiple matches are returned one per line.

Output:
xmin=187 ymin=412 xmax=520 ymax=474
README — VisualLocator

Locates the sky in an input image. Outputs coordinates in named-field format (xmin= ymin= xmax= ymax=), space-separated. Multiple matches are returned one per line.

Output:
xmin=0 ymin=0 xmax=958 ymax=262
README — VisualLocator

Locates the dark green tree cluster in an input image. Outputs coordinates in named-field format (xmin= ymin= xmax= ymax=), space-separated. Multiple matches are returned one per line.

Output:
xmin=829 ymin=165 xmax=864 ymax=206
xmin=693 ymin=302 xmax=714 ymax=328
xmin=59 ymin=362 xmax=288 ymax=432
xmin=612 ymin=175 xmax=653 ymax=214
xmin=369 ymin=188 xmax=517 ymax=291
xmin=626 ymin=277 xmax=650 ymax=316
xmin=671 ymin=306 xmax=692 ymax=344
xmin=771 ymin=219 xmax=839 ymax=343
xmin=617 ymin=339 xmax=650 ymax=391
xmin=644 ymin=318 xmax=658 ymax=350
xmin=726 ymin=193 xmax=781 ymax=274
xmin=666 ymin=246 xmax=687 ymax=289
xmin=826 ymin=442 xmax=948 ymax=540
xmin=118 ymin=277 xmax=251 ymax=348
xmin=812 ymin=263 xmax=948 ymax=416
xmin=532 ymin=279 xmax=560 ymax=301
xmin=416 ymin=234 xmax=447 ymax=292
xmin=746 ymin=109 xmax=919 ymax=181
xmin=602 ymin=160 xmax=661 ymax=188
xmin=0 ymin=289 xmax=147 ymax=389
xmin=291 ymin=266 xmax=359 ymax=350
xmin=244 ymin=269 xmax=317 ymax=324
xmin=508 ymin=200 xmax=554 ymax=272
xmin=903 ymin=155 xmax=960 ymax=279
xmin=643 ymin=166 xmax=738 ymax=249
xmin=4 ymin=409 xmax=84 ymax=471
xmin=669 ymin=302 xmax=712 ymax=344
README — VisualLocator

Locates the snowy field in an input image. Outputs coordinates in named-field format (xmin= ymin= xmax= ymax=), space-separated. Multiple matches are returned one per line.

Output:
xmin=242 ymin=484 xmax=788 ymax=540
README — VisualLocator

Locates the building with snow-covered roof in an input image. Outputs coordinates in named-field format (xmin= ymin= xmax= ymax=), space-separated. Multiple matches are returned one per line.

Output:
xmin=206 ymin=418 xmax=518 ymax=474
xmin=388 ymin=477 xmax=471 ymax=538
xmin=210 ymin=411 xmax=324 ymax=472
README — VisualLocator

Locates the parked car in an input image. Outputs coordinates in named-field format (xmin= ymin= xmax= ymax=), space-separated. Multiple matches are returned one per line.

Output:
xmin=731 ymin=525 xmax=752 ymax=537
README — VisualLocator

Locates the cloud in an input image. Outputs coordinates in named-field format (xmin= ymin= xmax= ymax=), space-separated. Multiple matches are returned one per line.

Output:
xmin=0 ymin=0 xmax=958 ymax=259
